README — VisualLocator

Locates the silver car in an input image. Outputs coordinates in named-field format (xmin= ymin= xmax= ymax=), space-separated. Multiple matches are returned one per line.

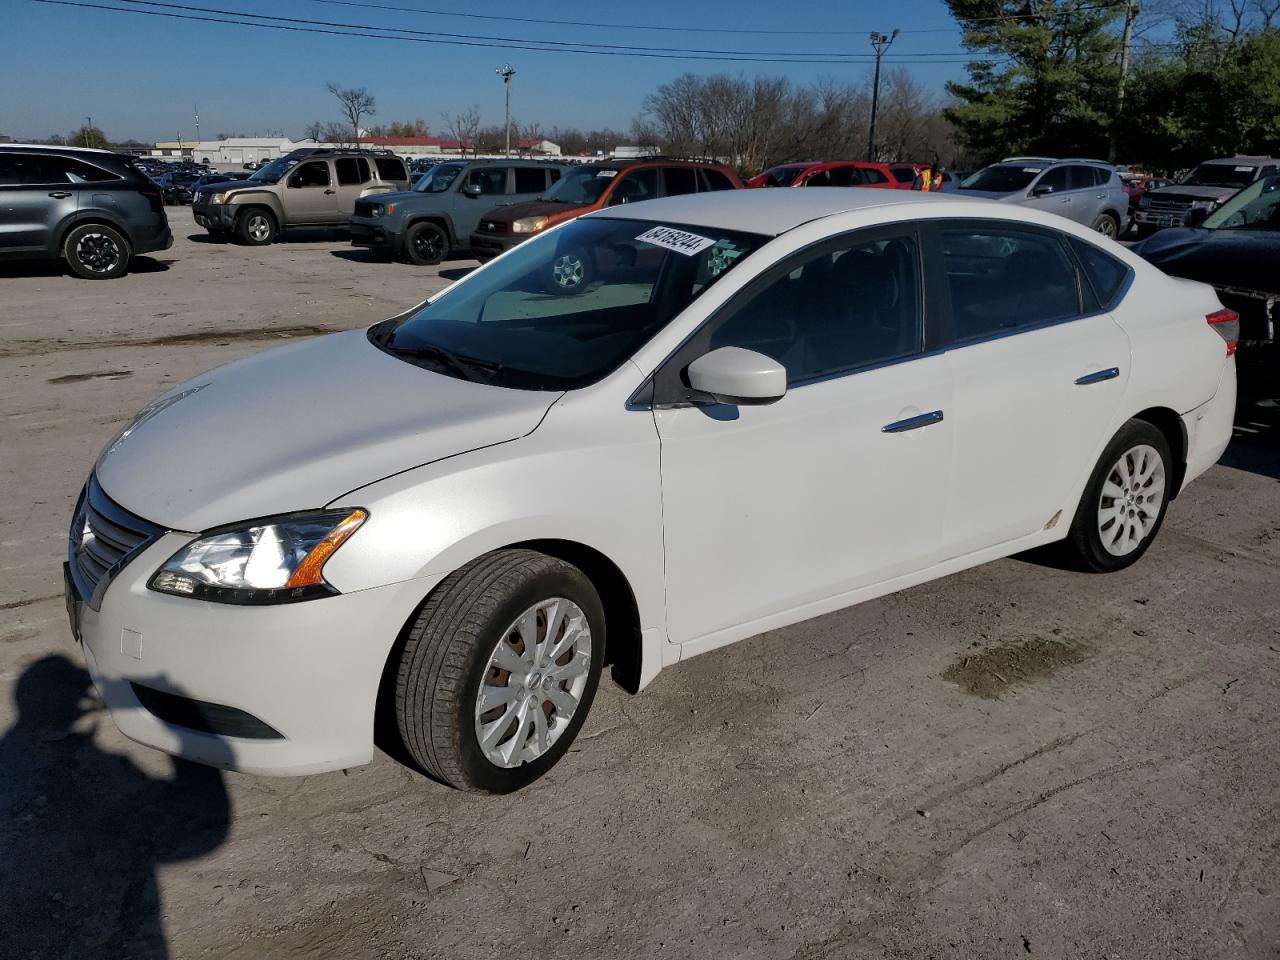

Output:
xmin=958 ymin=157 xmax=1129 ymax=238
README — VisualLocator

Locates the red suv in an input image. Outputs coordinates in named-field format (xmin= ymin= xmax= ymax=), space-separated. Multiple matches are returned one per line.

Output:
xmin=745 ymin=161 xmax=897 ymax=189
xmin=471 ymin=157 xmax=742 ymax=262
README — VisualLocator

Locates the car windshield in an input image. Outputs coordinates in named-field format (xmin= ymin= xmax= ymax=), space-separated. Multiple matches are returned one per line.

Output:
xmin=762 ymin=165 xmax=806 ymax=186
xmin=959 ymin=164 xmax=1043 ymax=193
xmin=1202 ymin=174 xmax=1280 ymax=231
xmin=1181 ymin=163 xmax=1257 ymax=189
xmin=543 ymin=166 xmax=616 ymax=205
xmin=247 ymin=156 xmax=301 ymax=184
xmin=413 ymin=162 xmax=465 ymax=193
xmin=369 ymin=217 xmax=767 ymax=390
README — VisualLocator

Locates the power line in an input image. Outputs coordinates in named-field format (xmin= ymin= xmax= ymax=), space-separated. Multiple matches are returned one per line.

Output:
xmin=28 ymin=0 xmax=990 ymax=62
xmin=110 ymin=0 xmax=974 ymax=59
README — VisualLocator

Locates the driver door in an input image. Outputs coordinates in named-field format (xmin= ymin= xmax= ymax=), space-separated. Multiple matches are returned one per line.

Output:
xmin=285 ymin=160 xmax=336 ymax=223
xmin=655 ymin=227 xmax=953 ymax=648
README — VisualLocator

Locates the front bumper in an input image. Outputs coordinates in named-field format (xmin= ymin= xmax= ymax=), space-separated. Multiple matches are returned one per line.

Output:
xmin=192 ymin=202 xmax=237 ymax=232
xmin=348 ymin=218 xmax=400 ymax=250
xmin=75 ymin=530 xmax=441 ymax=776
xmin=469 ymin=230 xmax=524 ymax=263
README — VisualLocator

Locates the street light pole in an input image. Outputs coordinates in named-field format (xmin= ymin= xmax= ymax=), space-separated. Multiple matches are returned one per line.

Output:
xmin=495 ymin=63 xmax=516 ymax=157
xmin=866 ymin=29 xmax=898 ymax=163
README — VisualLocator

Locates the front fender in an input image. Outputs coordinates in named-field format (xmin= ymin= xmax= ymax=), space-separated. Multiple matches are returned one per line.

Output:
xmin=225 ymin=190 xmax=284 ymax=220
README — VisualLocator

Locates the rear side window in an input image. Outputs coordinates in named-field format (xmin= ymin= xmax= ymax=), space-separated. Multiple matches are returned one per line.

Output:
xmin=1068 ymin=236 xmax=1130 ymax=308
xmin=466 ymin=167 xmax=508 ymax=195
xmin=514 ymin=167 xmax=545 ymax=193
xmin=0 ymin=152 xmax=118 ymax=185
xmin=889 ymin=167 xmax=916 ymax=183
xmin=374 ymin=157 xmax=407 ymax=181
xmin=336 ymin=157 xmax=371 ymax=185
xmin=606 ymin=168 xmax=659 ymax=205
xmin=1035 ymin=167 xmax=1070 ymax=193
xmin=862 ymin=167 xmax=890 ymax=184
xmin=663 ymin=166 xmax=698 ymax=196
xmin=940 ymin=226 xmax=1082 ymax=341
xmin=700 ymin=168 xmax=735 ymax=191
xmin=289 ymin=161 xmax=331 ymax=187
xmin=825 ymin=166 xmax=859 ymax=187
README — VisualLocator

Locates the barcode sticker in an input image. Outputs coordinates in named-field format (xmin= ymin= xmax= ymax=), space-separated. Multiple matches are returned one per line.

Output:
xmin=635 ymin=226 xmax=716 ymax=256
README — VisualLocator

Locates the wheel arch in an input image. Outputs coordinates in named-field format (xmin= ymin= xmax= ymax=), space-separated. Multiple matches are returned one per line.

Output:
xmin=1132 ymin=406 xmax=1188 ymax=498
xmin=404 ymin=212 xmax=455 ymax=243
xmin=55 ymin=213 xmax=132 ymax=256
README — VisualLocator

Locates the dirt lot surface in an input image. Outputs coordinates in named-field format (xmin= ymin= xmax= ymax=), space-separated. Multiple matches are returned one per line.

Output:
xmin=2 ymin=208 xmax=1279 ymax=960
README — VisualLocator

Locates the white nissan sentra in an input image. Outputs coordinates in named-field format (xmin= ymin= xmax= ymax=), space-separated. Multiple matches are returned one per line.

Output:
xmin=67 ymin=189 xmax=1237 ymax=793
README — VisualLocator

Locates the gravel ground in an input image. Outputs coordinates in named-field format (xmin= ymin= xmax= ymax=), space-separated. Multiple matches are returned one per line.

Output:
xmin=2 ymin=208 xmax=1278 ymax=960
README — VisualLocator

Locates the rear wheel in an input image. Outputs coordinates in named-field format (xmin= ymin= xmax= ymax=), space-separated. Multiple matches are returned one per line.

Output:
xmin=236 ymin=208 xmax=276 ymax=246
xmin=394 ymin=549 xmax=605 ymax=793
xmin=1061 ymin=420 xmax=1172 ymax=572
xmin=63 ymin=223 xmax=131 ymax=279
xmin=403 ymin=221 xmax=448 ymax=265
xmin=1091 ymin=212 xmax=1119 ymax=239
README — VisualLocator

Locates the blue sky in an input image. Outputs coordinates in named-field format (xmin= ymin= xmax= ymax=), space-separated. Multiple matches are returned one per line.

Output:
xmin=1 ymin=0 xmax=975 ymax=143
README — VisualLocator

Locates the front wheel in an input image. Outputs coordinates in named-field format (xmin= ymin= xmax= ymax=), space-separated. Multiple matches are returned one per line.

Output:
xmin=1060 ymin=420 xmax=1172 ymax=572
xmin=236 ymin=208 xmax=276 ymax=246
xmin=545 ymin=247 xmax=593 ymax=294
xmin=63 ymin=223 xmax=131 ymax=279
xmin=394 ymin=549 xmax=605 ymax=793
xmin=403 ymin=221 xmax=447 ymax=265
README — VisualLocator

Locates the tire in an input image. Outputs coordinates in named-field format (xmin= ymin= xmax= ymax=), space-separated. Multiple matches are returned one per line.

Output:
xmin=63 ymin=223 xmax=131 ymax=280
xmin=236 ymin=208 xmax=276 ymax=246
xmin=394 ymin=549 xmax=606 ymax=793
xmin=545 ymin=247 xmax=593 ymax=295
xmin=1060 ymin=419 xmax=1173 ymax=573
xmin=403 ymin=221 xmax=448 ymax=265
xmin=1091 ymin=212 xmax=1120 ymax=239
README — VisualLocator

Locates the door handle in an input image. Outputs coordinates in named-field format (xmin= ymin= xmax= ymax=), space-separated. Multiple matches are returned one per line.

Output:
xmin=324 ymin=188 xmax=336 ymax=194
xmin=48 ymin=191 xmax=73 ymax=199
xmin=1075 ymin=367 xmax=1120 ymax=385
xmin=882 ymin=410 xmax=944 ymax=433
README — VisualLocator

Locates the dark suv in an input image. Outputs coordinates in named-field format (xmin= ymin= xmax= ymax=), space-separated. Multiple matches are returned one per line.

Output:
xmin=0 ymin=145 xmax=172 ymax=279
xmin=348 ymin=158 xmax=569 ymax=264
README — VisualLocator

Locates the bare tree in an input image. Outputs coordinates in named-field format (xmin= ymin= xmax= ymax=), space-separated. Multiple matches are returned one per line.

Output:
xmin=326 ymin=82 xmax=377 ymax=143
xmin=1255 ymin=0 xmax=1280 ymax=26
xmin=441 ymin=107 xmax=482 ymax=156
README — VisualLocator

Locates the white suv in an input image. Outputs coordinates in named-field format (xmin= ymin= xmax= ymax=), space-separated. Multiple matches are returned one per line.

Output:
xmin=68 ymin=189 xmax=1236 ymax=792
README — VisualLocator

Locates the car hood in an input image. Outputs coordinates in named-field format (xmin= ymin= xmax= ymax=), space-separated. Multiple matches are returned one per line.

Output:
xmin=1134 ymin=227 xmax=1280 ymax=294
xmin=94 ymin=329 xmax=559 ymax=531
xmin=1146 ymin=184 xmax=1238 ymax=203
xmin=482 ymin=199 xmax=587 ymax=224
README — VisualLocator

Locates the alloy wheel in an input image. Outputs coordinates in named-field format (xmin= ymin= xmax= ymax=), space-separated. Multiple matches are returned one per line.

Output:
xmin=1096 ymin=217 xmax=1117 ymax=238
xmin=75 ymin=233 xmax=122 ymax=274
xmin=414 ymin=230 xmax=443 ymax=261
xmin=551 ymin=254 xmax=585 ymax=289
xmin=1097 ymin=443 xmax=1165 ymax=556
xmin=247 ymin=215 xmax=272 ymax=243
xmin=473 ymin=597 xmax=592 ymax=769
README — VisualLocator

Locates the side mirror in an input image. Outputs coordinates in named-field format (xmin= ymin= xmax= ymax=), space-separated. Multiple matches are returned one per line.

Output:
xmin=1031 ymin=184 xmax=1054 ymax=197
xmin=1184 ymin=206 xmax=1210 ymax=227
xmin=463 ymin=183 xmax=482 ymax=198
xmin=686 ymin=347 xmax=786 ymax=406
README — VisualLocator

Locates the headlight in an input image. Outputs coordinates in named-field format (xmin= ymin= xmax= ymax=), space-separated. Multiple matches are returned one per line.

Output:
xmin=370 ymin=202 xmax=395 ymax=217
xmin=209 ymin=191 xmax=228 ymax=204
xmin=149 ymin=509 xmax=367 ymax=604
xmin=511 ymin=216 xmax=550 ymax=234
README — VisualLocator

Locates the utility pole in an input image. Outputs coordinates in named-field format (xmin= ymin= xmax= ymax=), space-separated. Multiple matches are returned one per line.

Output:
xmin=85 ymin=116 xmax=96 ymax=148
xmin=866 ymin=30 xmax=898 ymax=163
xmin=1109 ymin=0 xmax=1137 ymax=162
xmin=495 ymin=63 xmax=516 ymax=157
xmin=194 ymin=104 xmax=201 ymax=144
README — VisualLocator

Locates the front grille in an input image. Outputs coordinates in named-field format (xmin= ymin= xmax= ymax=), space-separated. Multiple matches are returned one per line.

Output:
xmin=479 ymin=219 xmax=509 ymax=234
xmin=68 ymin=475 xmax=165 ymax=609
xmin=353 ymin=199 xmax=378 ymax=218
xmin=1146 ymin=197 xmax=1193 ymax=215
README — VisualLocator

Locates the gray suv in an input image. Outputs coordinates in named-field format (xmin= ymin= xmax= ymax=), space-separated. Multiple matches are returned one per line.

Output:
xmin=192 ymin=148 xmax=410 ymax=245
xmin=1133 ymin=155 xmax=1279 ymax=237
xmin=348 ymin=159 xmax=569 ymax=264
xmin=958 ymin=157 xmax=1129 ymax=238
xmin=0 ymin=145 xmax=172 ymax=279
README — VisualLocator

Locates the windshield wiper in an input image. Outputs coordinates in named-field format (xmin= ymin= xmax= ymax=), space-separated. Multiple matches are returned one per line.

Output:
xmin=385 ymin=340 xmax=503 ymax=382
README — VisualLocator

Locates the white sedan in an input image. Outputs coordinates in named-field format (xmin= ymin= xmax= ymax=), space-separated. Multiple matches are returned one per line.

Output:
xmin=68 ymin=189 xmax=1237 ymax=792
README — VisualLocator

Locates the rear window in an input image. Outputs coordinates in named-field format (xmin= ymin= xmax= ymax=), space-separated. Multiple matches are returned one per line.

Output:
xmin=374 ymin=157 xmax=407 ymax=181
xmin=1068 ymin=236 xmax=1130 ymax=308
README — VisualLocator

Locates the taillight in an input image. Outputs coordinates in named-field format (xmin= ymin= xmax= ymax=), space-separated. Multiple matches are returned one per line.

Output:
xmin=140 ymin=187 xmax=163 ymax=213
xmin=1206 ymin=308 xmax=1239 ymax=356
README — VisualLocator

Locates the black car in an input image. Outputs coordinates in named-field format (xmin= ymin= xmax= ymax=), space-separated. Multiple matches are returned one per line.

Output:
xmin=0 ymin=145 xmax=172 ymax=279
xmin=1135 ymin=173 xmax=1280 ymax=402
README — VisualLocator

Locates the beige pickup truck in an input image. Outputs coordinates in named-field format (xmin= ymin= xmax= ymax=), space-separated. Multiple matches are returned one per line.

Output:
xmin=192 ymin=147 xmax=410 ymax=245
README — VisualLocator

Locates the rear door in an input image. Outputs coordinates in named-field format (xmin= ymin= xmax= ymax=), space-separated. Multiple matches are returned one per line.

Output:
xmin=332 ymin=156 xmax=373 ymax=217
xmin=933 ymin=220 xmax=1131 ymax=555
xmin=456 ymin=165 xmax=511 ymax=236
xmin=511 ymin=166 xmax=550 ymax=202
xmin=1022 ymin=166 xmax=1073 ymax=220
xmin=660 ymin=166 xmax=698 ymax=198
xmin=0 ymin=151 xmax=79 ymax=253
xmin=284 ymin=159 xmax=336 ymax=224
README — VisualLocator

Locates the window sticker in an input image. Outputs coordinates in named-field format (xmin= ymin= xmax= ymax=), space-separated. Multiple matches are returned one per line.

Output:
xmin=635 ymin=225 xmax=716 ymax=256
xmin=1234 ymin=165 xmax=1255 ymax=172
xmin=596 ymin=169 xmax=619 ymax=178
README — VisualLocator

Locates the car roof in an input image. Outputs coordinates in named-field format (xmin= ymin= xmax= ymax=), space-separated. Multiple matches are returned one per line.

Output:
xmin=584 ymin=187 xmax=979 ymax=236
xmin=0 ymin=142 xmax=119 ymax=155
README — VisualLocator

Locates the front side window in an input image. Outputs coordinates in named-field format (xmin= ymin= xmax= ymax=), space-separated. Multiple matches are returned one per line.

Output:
xmin=702 ymin=232 xmax=922 ymax=385
xmin=288 ymin=161 xmax=330 ymax=188
xmin=941 ymin=226 xmax=1082 ymax=341
xmin=370 ymin=217 xmax=765 ymax=390
xmin=544 ymin=166 xmax=615 ymax=204
xmin=466 ymin=167 xmax=508 ymax=195
xmin=606 ymin=168 xmax=659 ymax=206
xmin=335 ymin=157 xmax=371 ymax=185
xmin=862 ymin=167 xmax=890 ymax=184
xmin=1034 ymin=167 xmax=1070 ymax=193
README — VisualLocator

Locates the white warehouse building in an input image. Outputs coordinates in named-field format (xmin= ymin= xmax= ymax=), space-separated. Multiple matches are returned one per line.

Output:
xmin=193 ymin=137 xmax=318 ymax=166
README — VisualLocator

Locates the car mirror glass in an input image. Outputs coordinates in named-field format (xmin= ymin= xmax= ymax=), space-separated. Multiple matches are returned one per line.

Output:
xmin=463 ymin=184 xmax=482 ymax=197
xmin=1032 ymin=185 xmax=1054 ymax=197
